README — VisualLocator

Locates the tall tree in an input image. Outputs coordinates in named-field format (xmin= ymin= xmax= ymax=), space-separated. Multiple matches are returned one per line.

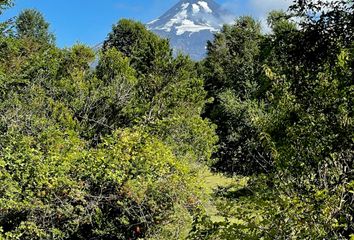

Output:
xmin=15 ymin=9 xmax=55 ymax=44
xmin=203 ymin=16 xmax=270 ymax=175
xmin=285 ymin=0 xmax=354 ymax=70
xmin=103 ymin=19 xmax=171 ymax=75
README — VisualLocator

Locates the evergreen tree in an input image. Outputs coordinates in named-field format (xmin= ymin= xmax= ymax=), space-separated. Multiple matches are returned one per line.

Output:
xmin=15 ymin=9 xmax=55 ymax=44
xmin=204 ymin=16 xmax=270 ymax=175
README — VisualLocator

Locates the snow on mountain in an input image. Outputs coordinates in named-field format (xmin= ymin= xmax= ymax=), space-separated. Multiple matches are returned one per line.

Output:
xmin=198 ymin=1 xmax=213 ymax=13
xmin=147 ymin=0 xmax=234 ymax=60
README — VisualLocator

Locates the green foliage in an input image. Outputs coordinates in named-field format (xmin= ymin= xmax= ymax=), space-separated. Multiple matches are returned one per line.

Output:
xmin=190 ymin=175 xmax=349 ymax=239
xmin=204 ymin=16 xmax=271 ymax=175
xmin=205 ymin=16 xmax=262 ymax=94
xmin=0 ymin=128 xmax=205 ymax=239
xmin=15 ymin=9 xmax=55 ymax=44
xmin=103 ymin=19 xmax=172 ymax=75
xmin=102 ymin=20 xmax=208 ymax=128
xmin=0 ymin=10 xmax=217 ymax=239
xmin=194 ymin=1 xmax=354 ymax=239
xmin=150 ymin=116 xmax=218 ymax=166
xmin=1 ymin=1 xmax=353 ymax=239
xmin=103 ymin=19 xmax=149 ymax=57
xmin=290 ymin=0 xmax=354 ymax=50
xmin=0 ymin=0 xmax=13 ymax=15
xmin=0 ymin=0 xmax=13 ymax=34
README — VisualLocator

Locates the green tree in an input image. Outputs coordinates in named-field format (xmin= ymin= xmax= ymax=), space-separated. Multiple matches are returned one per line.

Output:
xmin=103 ymin=19 xmax=172 ymax=75
xmin=0 ymin=0 xmax=14 ymax=36
xmin=0 ymin=0 xmax=13 ymax=15
xmin=15 ymin=9 xmax=55 ymax=44
xmin=204 ymin=16 xmax=271 ymax=175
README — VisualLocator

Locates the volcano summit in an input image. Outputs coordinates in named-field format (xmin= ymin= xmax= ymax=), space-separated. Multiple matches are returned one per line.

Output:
xmin=147 ymin=0 xmax=234 ymax=60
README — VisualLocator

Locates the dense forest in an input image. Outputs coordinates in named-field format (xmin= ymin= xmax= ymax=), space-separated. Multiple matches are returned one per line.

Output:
xmin=0 ymin=0 xmax=353 ymax=239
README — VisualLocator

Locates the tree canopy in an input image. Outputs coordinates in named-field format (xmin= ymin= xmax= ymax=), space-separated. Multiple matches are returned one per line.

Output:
xmin=15 ymin=9 xmax=55 ymax=44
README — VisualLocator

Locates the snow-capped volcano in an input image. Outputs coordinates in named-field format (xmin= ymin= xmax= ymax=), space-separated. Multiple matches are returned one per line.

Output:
xmin=147 ymin=0 xmax=234 ymax=60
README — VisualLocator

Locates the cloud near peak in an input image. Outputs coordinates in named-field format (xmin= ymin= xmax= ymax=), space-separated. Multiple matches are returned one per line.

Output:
xmin=220 ymin=0 xmax=293 ymax=32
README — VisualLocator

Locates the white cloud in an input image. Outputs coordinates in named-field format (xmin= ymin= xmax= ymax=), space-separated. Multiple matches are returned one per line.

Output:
xmin=249 ymin=0 xmax=292 ymax=15
xmin=220 ymin=0 xmax=293 ymax=32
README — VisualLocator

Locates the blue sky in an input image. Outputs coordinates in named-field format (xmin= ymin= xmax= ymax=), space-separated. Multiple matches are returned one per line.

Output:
xmin=0 ymin=0 xmax=291 ymax=48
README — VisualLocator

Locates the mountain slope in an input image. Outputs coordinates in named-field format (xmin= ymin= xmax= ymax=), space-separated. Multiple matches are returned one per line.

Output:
xmin=147 ymin=0 xmax=234 ymax=60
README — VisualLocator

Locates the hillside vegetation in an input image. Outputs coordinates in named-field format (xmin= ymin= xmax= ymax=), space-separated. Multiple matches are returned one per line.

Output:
xmin=0 ymin=0 xmax=353 ymax=239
